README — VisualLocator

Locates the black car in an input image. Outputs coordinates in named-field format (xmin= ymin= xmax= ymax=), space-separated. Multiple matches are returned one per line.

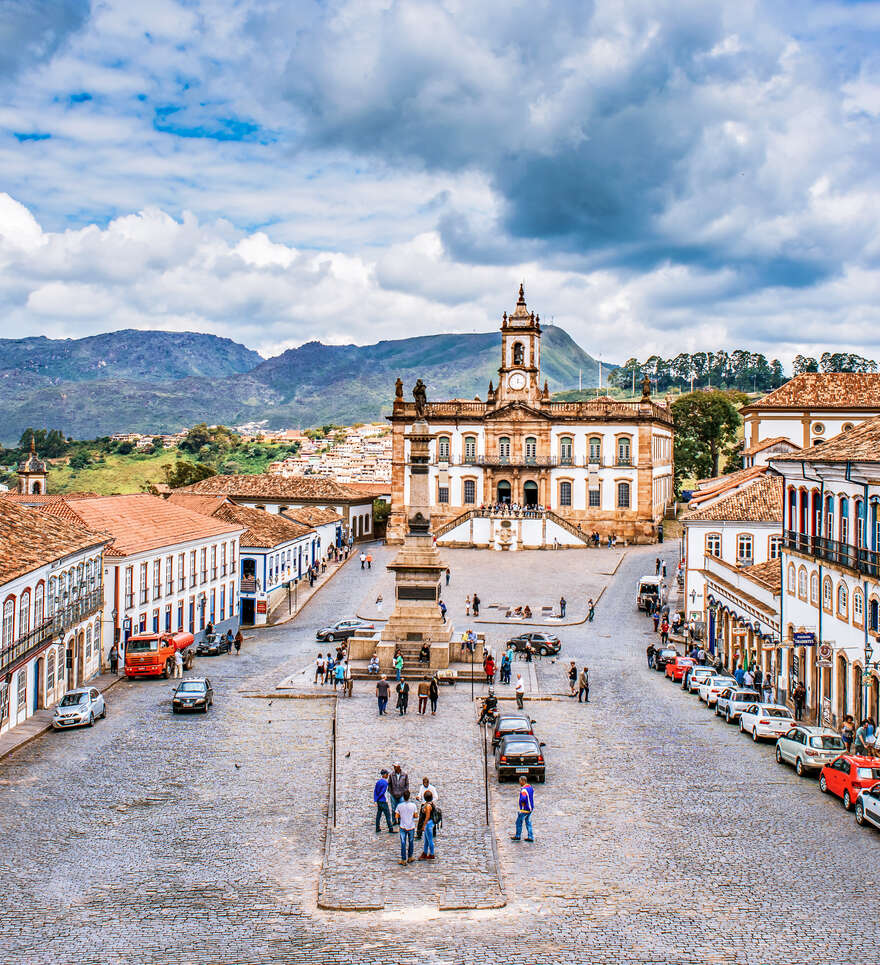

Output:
xmin=495 ymin=734 xmax=546 ymax=783
xmin=196 ymin=633 xmax=231 ymax=656
xmin=172 ymin=678 xmax=213 ymax=714
xmin=653 ymin=648 xmax=678 ymax=672
xmin=491 ymin=713 xmax=537 ymax=750
xmin=507 ymin=632 xmax=561 ymax=657
xmin=315 ymin=619 xmax=375 ymax=643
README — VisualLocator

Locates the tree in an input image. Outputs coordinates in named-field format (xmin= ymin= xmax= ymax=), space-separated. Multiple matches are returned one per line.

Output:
xmin=793 ymin=354 xmax=819 ymax=374
xmin=116 ymin=441 xmax=134 ymax=455
xmin=18 ymin=427 xmax=67 ymax=457
xmin=671 ymin=390 xmax=743 ymax=487
xmin=163 ymin=460 xmax=217 ymax=489
xmin=68 ymin=450 xmax=91 ymax=470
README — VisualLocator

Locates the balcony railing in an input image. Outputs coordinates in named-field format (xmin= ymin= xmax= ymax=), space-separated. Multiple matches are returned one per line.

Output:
xmin=0 ymin=588 xmax=103 ymax=676
xmin=783 ymin=529 xmax=880 ymax=578
xmin=240 ymin=577 xmax=257 ymax=594
xmin=453 ymin=456 xmax=637 ymax=469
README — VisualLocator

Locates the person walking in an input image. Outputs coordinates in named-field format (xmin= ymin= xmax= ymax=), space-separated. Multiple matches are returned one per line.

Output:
xmin=659 ymin=619 xmax=669 ymax=646
xmin=655 ymin=557 xmax=661 ymax=575
xmin=376 ymin=675 xmax=390 ymax=716
xmin=366 ymin=553 xmax=372 ymax=569
xmin=108 ymin=644 xmax=119 ymax=675
xmin=515 ymin=673 xmax=525 ymax=710
xmin=854 ymin=719 xmax=871 ymax=754
xmin=792 ymin=681 xmax=806 ymax=721
xmin=568 ymin=661 xmax=578 ymax=697
xmin=360 ymin=552 xmax=366 ymax=569
xmin=428 ymin=674 xmax=440 ymax=715
xmin=587 ymin=599 xmax=595 ymax=622
xmin=578 ymin=666 xmax=590 ymax=703
xmin=234 ymin=629 xmax=242 ymax=654
xmin=416 ymin=776 xmax=438 ymax=808
xmin=396 ymin=679 xmax=410 ymax=715
xmin=395 ymin=791 xmax=418 ymax=865
xmin=173 ymin=648 xmax=183 ymax=678
xmin=472 ymin=593 xmax=480 ymax=617
xmin=652 ymin=610 xmax=660 ymax=633
xmin=484 ymin=654 xmax=496 ymax=685
xmin=465 ymin=594 xmax=472 ymax=616
xmin=419 ymin=791 xmax=436 ymax=860
xmin=439 ymin=600 xmax=447 ymax=623
xmin=374 ymin=769 xmax=394 ymax=834
xmin=388 ymin=764 xmax=409 ymax=822
xmin=661 ymin=560 xmax=667 ymax=578
xmin=315 ymin=653 xmax=325 ymax=685
xmin=334 ymin=659 xmax=345 ymax=691
xmin=646 ymin=643 xmax=656 ymax=669
xmin=510 ymin=776 xmax=535 ymax=842
xmin=394 ymin=651 xmax=404 ymax=682
xmin=445 ymin=568 xmax=451 ymax=586
xmin=841 ymin=714 xmax=856 ymax=752
xmin=417 ymin=677 xmax=430 ymax=715
xmin=344 ymin=660 xmax=353 ymax=697
xmin=559 ymin=596 xmax=566 ymax=618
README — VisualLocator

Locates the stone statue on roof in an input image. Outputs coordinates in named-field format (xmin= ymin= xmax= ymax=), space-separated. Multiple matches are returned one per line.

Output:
xmin=412 ymin=378 xmax=427 ymax=418
xmin=395 ymin=377 xmax=404 ymax=400
xmin=641 ymin=374 xmax=652 ymax=399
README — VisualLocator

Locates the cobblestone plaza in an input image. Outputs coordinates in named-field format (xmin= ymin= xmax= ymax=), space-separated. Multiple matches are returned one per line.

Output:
xmin=1 ymin=543 xmax=877 ymax=964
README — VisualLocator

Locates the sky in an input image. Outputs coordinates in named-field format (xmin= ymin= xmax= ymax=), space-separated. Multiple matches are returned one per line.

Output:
xmin=0 ymin=0 xmax=879 ymax=365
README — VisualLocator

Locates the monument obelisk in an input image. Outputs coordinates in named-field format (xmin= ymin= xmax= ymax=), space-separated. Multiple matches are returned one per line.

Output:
xmin=377 ymin=380 xmax=453 ymax=670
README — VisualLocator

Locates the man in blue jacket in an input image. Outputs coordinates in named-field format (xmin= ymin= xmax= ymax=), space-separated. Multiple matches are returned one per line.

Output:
xmin=374 ymin=769 xmax=394 ymax=833
xmin=510 ymin=776 xmax=535 ymax=842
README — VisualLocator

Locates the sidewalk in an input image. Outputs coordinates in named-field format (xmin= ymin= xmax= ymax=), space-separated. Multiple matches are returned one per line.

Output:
xmin=265 ymin=550 xmax=357 ymax=627
xmin=0 ymin=669 xmax=124 ymax=762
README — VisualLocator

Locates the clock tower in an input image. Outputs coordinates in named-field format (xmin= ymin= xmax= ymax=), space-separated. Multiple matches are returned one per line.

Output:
xmin=495 ymin=284 xmax=542 ymax=404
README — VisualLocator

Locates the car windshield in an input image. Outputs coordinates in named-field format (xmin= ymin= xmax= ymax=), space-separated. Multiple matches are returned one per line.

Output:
xmin=177 ymin=682 xmax=206 ymax=693
xmin=735 ymin=691 xmax=760 ymax=701
xmin=499 ymin=719 xmax=531 ymax=731
xmin=127 ymin=638 xmax=158 ymax=652
xmin=857 ymin=767 xmax=880 ymax=780
xmin=765 ymin=708 xmax=793 ymax=719
xmin=810 ymin=735 xmax=845 ymax=750
xmin=59 ymin=693 xmax=88 ymax=706
xmin=502 ymin=741 xmax=539 ymax=754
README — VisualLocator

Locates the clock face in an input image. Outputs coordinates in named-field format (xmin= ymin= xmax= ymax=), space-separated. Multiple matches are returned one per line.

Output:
xmin=507 ymin=371 xmax=527 ymax=390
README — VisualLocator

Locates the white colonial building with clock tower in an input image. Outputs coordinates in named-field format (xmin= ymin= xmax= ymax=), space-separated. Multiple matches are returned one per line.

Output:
xmin=386 ymin=286 xmax=674 ymax=548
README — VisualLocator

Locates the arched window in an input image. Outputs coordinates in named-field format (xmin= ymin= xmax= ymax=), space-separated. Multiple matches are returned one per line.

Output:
xmin=48 ymin=577 xmax=56 ymax=616
xmin=810 ymin=572 xmax=819 ymax=605
xmin=437 ymin=437 xmax=450 ymax=462
xmin=463 ymin=436 xmax=476 ymax=462
xmin=838 ymin=582 xmax=848 ymax=616
xmin=85 ymin=625 xmax=92 ymax=659
xmin=787 ymin=564 xmax=796 ymax=593
xmin=797 ymin=568 xmax=807 ymax=600
xmin=498 ymin=437 xmax=510 ymax=461
xmin=559 ymin=437 xmax=573 ymax=465
xmin=617 ymin=482 xmax=630 ymax=508
xmin=617 ymin=437 xmax=631 ymax=465
xmin=47 ymin=649 xmax=56 ymax=691
xmin=559 ymin=481 xmax=572 ymax=506
xmin=824 ymin=494 xmax=834 ymax=539
xmin=512 ymin=341 xmax=524 ymax=366
xmin=870 ymin=597 xmax=880 ymax=632
xmin=19 ymin=591 xmax=30 ymax=637
xmin=823 ymin=576 xmax=833 ymax=611
xmin=2 ymin=598 xmax=13 ymax=646
xmin=854 ymin=589 xmax=864 ymax=625
xmin=839 ymin=496 xmax=849 ymax=546
xmin=588 ymin=437 xmax=602 ymax=463
xmin=463 ymin=479 xmax=476 ymax=504
xmin=524 ymin=437 xmax=537 ymax=463
xmin=788 ymin=486 xmax=797 ymax=531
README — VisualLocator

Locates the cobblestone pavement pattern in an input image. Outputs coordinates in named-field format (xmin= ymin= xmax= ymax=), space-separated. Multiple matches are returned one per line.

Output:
xmin=1 ymin=543 xmax=878 ymax=964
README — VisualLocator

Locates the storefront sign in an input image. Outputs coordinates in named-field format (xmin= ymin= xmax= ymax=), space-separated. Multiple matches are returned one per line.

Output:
xmin=792 ymin=631 xmax=817 ymax=646
xmin=817 ymin=642 xmax=833 ymax=662
xmin=256 ymin=601 xmax=267 ymax=614
xmin=822 ymin=697 xmax=833 ymax=726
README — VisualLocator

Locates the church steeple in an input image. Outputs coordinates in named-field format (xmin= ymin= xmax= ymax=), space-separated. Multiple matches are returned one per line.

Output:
xmin=496 ymin=285 xmax=542 ymax=404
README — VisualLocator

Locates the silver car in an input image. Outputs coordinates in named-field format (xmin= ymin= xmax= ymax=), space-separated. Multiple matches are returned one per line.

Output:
xmin=714 ymin=688 xmax=761 ymax=724
xmin=697 ymin=675 xmax=737 ymax=706
xmin=775 ymin=725 xmax=847 ymax=776
xmin=685 ymin=666 xmax=715 ymax=693
xmin=52 ymin=687 xmax=106 ymax=729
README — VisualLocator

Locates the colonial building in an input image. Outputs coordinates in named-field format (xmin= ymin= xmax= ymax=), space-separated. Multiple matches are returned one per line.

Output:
xmin=770 ymin=417 xmax=880 ymax=728
xmin=181 ymin=474 xmax=374 ymax=543
xmin=41 ymin=495 xmax=245 ymax=657
xmin=16 ymin=437 xmax=48 ymax=495
xmin=0 ymin=499 xmax=108 ymax=734
xmin=387 ymin=286 xmax=674 ymax=546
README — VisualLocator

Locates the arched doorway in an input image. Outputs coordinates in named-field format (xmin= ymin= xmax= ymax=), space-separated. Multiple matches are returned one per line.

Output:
xmin=66 ymin=637 xmax=75 ymax=690
xmin=497 ymin=480 xmax=511 ymax=504
xmin=77 ymin=631 xmax=85 ymax=685
xmin=837 ymin=653 xmax=848 ymax=723
xmin=34 ymin=656 xmax=44 ymax=711
xmin=523 ymin=481 xmax=538 ymax=507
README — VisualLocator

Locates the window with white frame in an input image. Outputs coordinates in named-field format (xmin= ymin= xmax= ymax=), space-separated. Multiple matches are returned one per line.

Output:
xmin=559 ymin=437 xmax=573 ymax=465
xmin=837 ymin=582 xmax=848 ymax=615
xmin=617 ymin=482 xmax=630 ymax=508
xmin=823 ymin=576 xmax=832 ymax=610
xmin=190 ymin=550 xmax=197 ymax=588
xmin=589 ymin=488 xmax=601 ymax=507
xmin=706 ymin=533 xmax=722 ymax=557
xmin=787 ymin=564 xmax=796 ymax=593
xmin=139 ymin=562 xmax=148 ymax=604
xmin=617 ymin=438 xmax=631 ymax=465
xmin=211 ymin=545 xmax=217 ymax=580
xmin=2 ymin=599 xmax=14 ymax=646
xmin=854 ymin=589 xmax=864 ymax=624
xmin=810 ymin=572 xmax=819 ymax=605
xmin=19 ymin=590 xmax=30 ymax=637
xmin=33 ymin=584 xmax=44 ymax=626
xmin=178 ymin=552 xmax=186 ymax=591
xmin=166 ymin=556 xmax=174 ymax=595
xmin=438 ymin=437 xmax=450 ymax=462
xmin=124 ymin=568 xmax=133 ymax=609
xmin=47 ymin=649 xmax=55 ymax=691
xmin=85 ymin=625 xmax=92 ymax=659
xmin=736 ymin=534 xmax=753 ymax=563
xmin=525 ymin=437 xmax=537 ymax=462
xmin=152 ymin=559 xmax=161 ymax=599
xmin=589 ymin=437 xmax=601 ymax=463
xmin=438 ymin=486 xmax=449 ymax=504
xmin=463 ymin=436 xmax=476 ymax=462
xmin=797 ymin=568 xmax=807 ymax=599
xmin=769 ymin=535 xmax=783 ymax=559
xmin=16 ymin=670 xmax=26 ymax=712
xmin=498 ymin=437 xmax=510 ymax=460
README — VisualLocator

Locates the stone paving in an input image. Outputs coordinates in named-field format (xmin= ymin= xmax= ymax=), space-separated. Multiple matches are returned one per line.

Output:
xmin=1 ymin=539 xmax=879 ymax=964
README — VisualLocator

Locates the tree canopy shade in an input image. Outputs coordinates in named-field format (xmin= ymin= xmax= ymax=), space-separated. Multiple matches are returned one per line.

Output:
xmin=793 ymin=352 xmax=878 ymax=375
xmin=163 ymin=459 xmax=217 ymax=489
xmin=609 ymin=351 xmax=785 ymax=394
xmin=671 ymin=390 xmax=745 ymax=489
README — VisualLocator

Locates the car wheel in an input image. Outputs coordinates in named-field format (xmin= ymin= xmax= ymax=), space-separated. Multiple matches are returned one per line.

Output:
xmin=844 ymin=790 xmax=852 ymax=811
xmin=326 ymin=633 xmax=335 ymax=642
xmin=101 ymin=705 xmax=107 ymax=719
xmin=538 ymin=647 xmax=547 ymax=657
xmin=88 ymin=713 xmax=94 ymax=727
xmin=726 ymin=709 xmax=732 ymax=724
xmin=795 ymin=757 xmax=805 ymax=777
xmin=819 ymin=775 xmax=828 ymax=793
xmin=855 ymin=802 xmax=865 ymax=825
xmin=163 ymin=659 xmax=172 ymax=678
xmin=752 ymin=728 xmax=760 ymax=743
xmin=538 ymin=773 xmax=546 ymax=783
xmin=775 ymin=747 xmax=783 ymax=764
xmin=714 ymin=705 xmax=720 ymax=716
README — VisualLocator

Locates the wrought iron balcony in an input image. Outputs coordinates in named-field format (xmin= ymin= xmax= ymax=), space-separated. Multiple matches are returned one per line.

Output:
xmin=469 ymin=456 xmax=559 ymax=468
xmin=783 ymin=529 xmax=880 ymax=578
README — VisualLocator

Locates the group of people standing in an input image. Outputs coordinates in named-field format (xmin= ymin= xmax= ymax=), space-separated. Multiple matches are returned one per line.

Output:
xmin=375 ymin=674 xmax=440 ymax=716
xmin=315 ymin=648 xmax=353 ymax=696
xmin=567 ymin=661 xmax=590 ymax=702
xmin=373 ymin=765 xmax=440 ymax=863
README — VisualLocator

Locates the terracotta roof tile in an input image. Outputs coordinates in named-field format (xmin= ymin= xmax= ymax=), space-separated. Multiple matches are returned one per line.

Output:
xmin=743 ymin=373 xmax=880 ymax=411
xmin=182 ymin=474 xmax=372 ymax=503
xmin=0 ymin=499 xmax=108 ymax=584
xmin=165 ymin=492 xmax=231 ymax=517
xmin=685 ymin=474 xmax=782 ymax=523
xmin=0 ymin=492 xmax=98 ymax=504
xmin=741 ymin=436 xmax=801 ymax=457
xmin=693 ymin=466 xmax=762 ymax=492
xmin=742 ymin=559 xmax=782 ymax=594
xmin=40 ymin=494 xmax=244 ymax=558
xmin=281 ymin=506 xmax=342 ymax=526
xmin=771 ymin=413 xmax=880 ymax=464
xmin=211 ymin=504 xmax=313 ymax=549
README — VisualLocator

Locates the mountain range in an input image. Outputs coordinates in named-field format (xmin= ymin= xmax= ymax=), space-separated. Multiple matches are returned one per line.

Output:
xmin=0 ymin=326 xmax=610 ymax=443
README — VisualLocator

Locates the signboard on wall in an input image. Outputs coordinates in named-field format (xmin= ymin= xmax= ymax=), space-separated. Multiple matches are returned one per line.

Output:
xmin=256 ymin=601 xmax=267 ymax=614
xmin=792 ymin=631 xmax=817 ymax=646
xmin=822 ymin=697 xmax=833 ymax=726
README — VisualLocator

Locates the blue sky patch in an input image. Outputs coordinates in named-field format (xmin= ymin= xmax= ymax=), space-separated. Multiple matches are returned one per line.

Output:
xmin=14 ymin=132 xmax=51 ymax=142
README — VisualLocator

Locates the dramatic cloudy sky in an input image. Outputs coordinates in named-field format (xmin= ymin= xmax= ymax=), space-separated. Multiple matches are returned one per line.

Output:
xmin=1 ymin=0 xmax=879 ymax=364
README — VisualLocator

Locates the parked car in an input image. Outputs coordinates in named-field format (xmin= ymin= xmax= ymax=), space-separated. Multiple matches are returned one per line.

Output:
xmin=738 ymin=703 xmax=795 ymax=741
xmin=491 ymin=713 xmax=537 ymax=750
xmin=52 ymin=687 xmax=106 ymax=729
xmin=819 ymin=755 xmax=880 ymax=810
xmin=697 ymin=675 xmax=737 ymax=706
xmin=637 ymin=576 xmax=666 ymax=611
xmin=653 ymin=648 xmax=679 ymax=672
xmin=495 ymin=733 xmax=546 ymax=783
xmin=714 ymin=688 xmax=761 ymax=723
xmin=172 ymin=677 xmax=214 ymax=714
xmin=315 ymin=619 xmax=375 ymax=642
xmin=507 ymin=632 xmax=561 ymax=656
xmin=196 ymin=632 xmax=231 ymax=656
xmin=685 ymin=666 xmax=716 ymax=693
xmin=775 ymin=726 xmax=847 ymax=776
xmin=855 ymin=784 xmax=880 ymax=829
xmin=665 ymin=656 xmax=695 ymax=682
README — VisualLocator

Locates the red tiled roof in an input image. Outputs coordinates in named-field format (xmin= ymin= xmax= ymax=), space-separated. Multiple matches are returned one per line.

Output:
xmin=741 ymin=436 xmax=801 ymax=457
xmin=211 ymin=503 xmax=313 ymax=549
xmin=0 ymin=499 xmax=108 ymax=584
xmin=743 ymin=559 xmax=782 ymax=594
xmin=742 ymin=374 xmax=880 ymax=411
xmin=693 ymin=466 xmax=762 ymax=492
xmin=685 ymin=474 xmax=782 ymax=523
xmin=771 ymin=413 xmax=880 ymax=464
xmin=0 ymin=492 xmax=98 ymax=504
xmin=40 ymin=494 xmax=244 ymax=558
xmin=281 ymin=506 xmax=342 ymax=526
xmin=689 ymin=467 xmax=768 ymax=507
xmin=181 ymin=474 xmax=373 ymax=503
xmin=166 ymin=492 xmax=231 ymax=517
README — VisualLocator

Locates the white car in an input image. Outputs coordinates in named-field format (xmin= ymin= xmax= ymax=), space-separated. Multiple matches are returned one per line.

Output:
xmin=714 ymin=688 xmax=761 ymax=723
xmin=775 ymin=726 xmax=847 ymax=776
xmin=52 ymin=687 xmax=106 ymax=729
xmin=739 ymin=703 xmax=795 ymax=741
xmin=685 ymin=666 xmax=716 ymax=693
xmin=855 ymin=785 xmax=880 ymax=830
xmin=698 ymin=675 xmax=737 ymax=706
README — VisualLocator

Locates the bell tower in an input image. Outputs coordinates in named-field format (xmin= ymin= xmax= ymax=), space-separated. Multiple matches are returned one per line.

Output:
xmin=17 ymin=436 xmax=48 ymax=495
xmin=495 ymin=284 xmax=542 ymax=405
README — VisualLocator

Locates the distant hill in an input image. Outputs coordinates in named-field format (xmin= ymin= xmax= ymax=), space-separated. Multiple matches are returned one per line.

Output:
xmin=0 ymin=325 xmax=611 ymax=443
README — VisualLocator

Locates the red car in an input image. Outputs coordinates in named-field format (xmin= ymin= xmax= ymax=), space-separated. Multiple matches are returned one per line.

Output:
xmin=819 ymin=755 xmax=880 ymax=810
xmin=665 ymin=656 xmax=695 ymax=683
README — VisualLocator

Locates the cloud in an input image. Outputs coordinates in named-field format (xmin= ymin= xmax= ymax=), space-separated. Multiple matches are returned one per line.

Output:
xmin=0 ymin=0 xmax=90 ymax=81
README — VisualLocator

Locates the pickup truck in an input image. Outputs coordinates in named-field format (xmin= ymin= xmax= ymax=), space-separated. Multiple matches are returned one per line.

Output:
xmin=125 ymin=631 xmax=195 ymax=678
